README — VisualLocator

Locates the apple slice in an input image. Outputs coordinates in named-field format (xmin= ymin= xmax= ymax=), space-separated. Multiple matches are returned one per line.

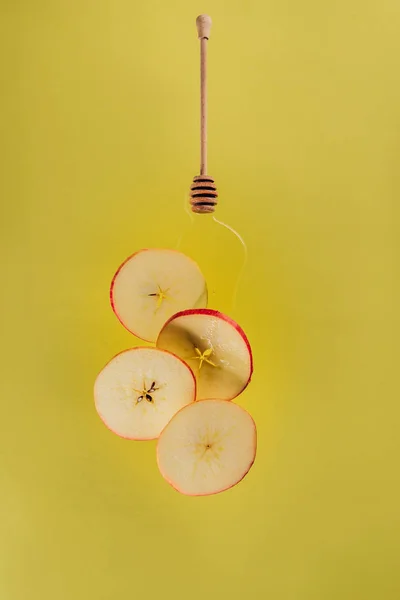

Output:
xmin=157 ymin=399 xmax=257 ymax=496
xmin=94 ymin=347 xmax=196 ymax=440
xmin=110 ymin=249 xmax=207 ymax=342
xmin=156 ymin=309 xmax=253 ymax=401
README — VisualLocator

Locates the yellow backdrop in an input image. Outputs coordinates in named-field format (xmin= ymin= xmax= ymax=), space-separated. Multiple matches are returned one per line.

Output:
xmin=1 ymin=1 xmax=399 ymax=599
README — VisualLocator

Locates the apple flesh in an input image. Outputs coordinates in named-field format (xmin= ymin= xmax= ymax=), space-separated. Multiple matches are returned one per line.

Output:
xmin=110 ymin=249 xmax=207 ymax=342
xmin=156 ymin=309 xmax=253 ymax=401
xmin=157 ymin=399 xmax=257 ymax=496
xmin=94 ymin=347 xmax=196 ymax=440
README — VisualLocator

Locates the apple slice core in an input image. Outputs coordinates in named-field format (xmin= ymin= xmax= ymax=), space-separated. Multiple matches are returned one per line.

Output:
xmin=156 ymin=309 xmax=253 ymax=401
xmin=110 ymin=249 xmax=207 ymax=342
xmin=157 ymin=399 xmax=257 ymax=496
xmin=94 ymin=347 xmax=196 ymax=440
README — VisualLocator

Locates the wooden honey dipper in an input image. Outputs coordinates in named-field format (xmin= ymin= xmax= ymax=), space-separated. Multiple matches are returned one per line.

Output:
xmin=190 ymin=15 xmax=218 ymax=214
xmin=178 ymin=15 xmax=247 ymax=316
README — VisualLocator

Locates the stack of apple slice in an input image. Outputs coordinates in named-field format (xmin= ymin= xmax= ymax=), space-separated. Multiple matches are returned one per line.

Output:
xmin=94 ymin=248 xmax=257 ymax=496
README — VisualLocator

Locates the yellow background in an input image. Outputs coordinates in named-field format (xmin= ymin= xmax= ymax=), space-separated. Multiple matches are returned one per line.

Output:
xmin=1 ymin=1 xmax=399 ymax=599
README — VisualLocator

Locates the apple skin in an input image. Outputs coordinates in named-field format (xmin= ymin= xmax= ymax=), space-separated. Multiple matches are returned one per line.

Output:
xmin=110 ymin=248 xmax=208 ymax=343
xmin=94 ymin=346 xmax=197 ymax=441
xmin=156 ymin=399 xmax=257 ymax=496
xmin=157 ymin=308 xmax=254 ymax=399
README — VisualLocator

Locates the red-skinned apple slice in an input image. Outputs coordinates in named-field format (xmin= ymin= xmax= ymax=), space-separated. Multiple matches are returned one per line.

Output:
xmin=156 ymin=309 xmax=253 ymax=401
xmin=94 ymin=347 xmax=196 ymax=440
xmin=110 ymin=249 xmax=207 ymax=342
xmin=157 ymin=399 xmax=257 ymax=496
